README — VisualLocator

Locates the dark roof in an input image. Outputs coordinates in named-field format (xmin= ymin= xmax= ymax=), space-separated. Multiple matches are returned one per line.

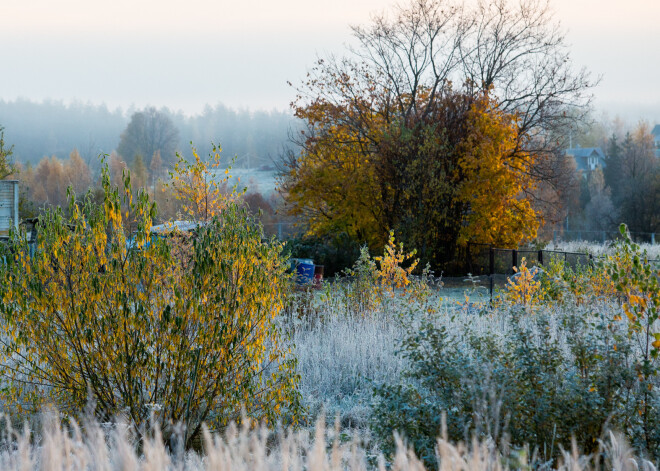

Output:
xmin=565 ymin=147 xmax=606 ymax=159
xmin=652 ymin=124 xmax=660 ymax=137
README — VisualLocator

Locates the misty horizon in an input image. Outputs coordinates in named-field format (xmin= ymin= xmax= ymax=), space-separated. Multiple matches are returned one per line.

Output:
xmin=2 ymin=0 xmax=660 ymax=122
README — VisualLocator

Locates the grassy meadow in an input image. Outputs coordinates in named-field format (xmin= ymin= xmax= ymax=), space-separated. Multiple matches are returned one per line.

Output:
xmin=0 ymin=229 xmax=658 ymax=470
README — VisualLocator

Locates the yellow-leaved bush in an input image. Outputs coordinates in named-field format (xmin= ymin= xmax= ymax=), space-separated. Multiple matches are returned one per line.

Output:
xmin=168 ymin=144 xmax=240 ymax=222
xmin=340 ymin=232 xmax=436 ymax=316
xmin=605 ymin=224 xmax=660 ymax=377
xmin=0 ymin=159 xmax=301 ymax=448
xmin=504 ymin=257 xmax=544 ymax=309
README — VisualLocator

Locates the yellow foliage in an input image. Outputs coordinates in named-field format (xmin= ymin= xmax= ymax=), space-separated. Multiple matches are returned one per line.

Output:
xmin=167 ymin=144 xmax=242 ymax=223
xmin=342 ymin=233 xmax=436 ymax=316
xmin=374 ymin=230 xmax=419 ymax=298
xmin=504 ymin=258 xmax=544 ymax=309
xmin=457 ymin=96 xmax=539 ymax=247
xmin=0 ymin=157 xmax=300 ymax=447
xmin=285 ymin=84 xmax=540 ymax=266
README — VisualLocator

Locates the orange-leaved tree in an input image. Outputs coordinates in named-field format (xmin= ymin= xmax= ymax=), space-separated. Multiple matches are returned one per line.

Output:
xmin=282 ymin=0 xmax=594 ymax=269
xmin=285 ymin=95 xmax=386 ymax=250
xmin=284 ymin=84 xmax=540 ymax=269
xmin=0 ymin=158 xmax=300 ymax=448
xmin=457 ymin=96 xmax=538 ymax=247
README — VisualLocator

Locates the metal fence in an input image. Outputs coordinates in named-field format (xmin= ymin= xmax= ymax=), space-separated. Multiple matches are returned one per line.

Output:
xmin=466 ymin=243 xmax=596 ymax=277
xmin=466 ymin=242 xmax=659 ymax=300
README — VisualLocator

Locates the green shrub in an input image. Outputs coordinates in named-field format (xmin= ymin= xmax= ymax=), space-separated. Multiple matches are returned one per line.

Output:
xmin=371 ymin=306 xmax=646 ymax=468
xmin=0 ymin=163 xmax=301 ymax=448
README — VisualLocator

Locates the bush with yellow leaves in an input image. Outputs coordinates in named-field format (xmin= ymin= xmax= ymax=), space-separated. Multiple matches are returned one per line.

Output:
xmin=605 ymin=224 xmax=660 ymax=378
xmin=0 ymin=158 xmax=301 ymax=449
xmin=340 ymin=231 xmax=436 ymax=316
xmin=503 ymin=257 xmax=545 ymax=309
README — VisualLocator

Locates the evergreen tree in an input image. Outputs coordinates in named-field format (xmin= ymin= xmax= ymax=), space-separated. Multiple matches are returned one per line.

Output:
xmin=604 ymin=133 xmax=622 ymax=201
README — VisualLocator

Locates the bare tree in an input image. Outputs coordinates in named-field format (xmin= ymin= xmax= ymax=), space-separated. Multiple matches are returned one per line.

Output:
xmin=117 ymin=107 xmax=180 ymax=169
xmin=332 ymin=0 xmax=590 ymax=158
xmin=459 ymin=1 xmax=594 ymax=139
xmin=289 ymin=0 xmax=596 ymax=226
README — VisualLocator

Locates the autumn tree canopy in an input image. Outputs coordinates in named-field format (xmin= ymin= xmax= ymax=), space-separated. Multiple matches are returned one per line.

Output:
xmin=285 ymin=88 xmax=537 ymax=268
xmin=283 ymin=0 xmax=593 ymax=268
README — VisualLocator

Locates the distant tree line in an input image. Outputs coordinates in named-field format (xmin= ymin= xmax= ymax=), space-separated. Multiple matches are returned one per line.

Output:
xmin=0 ymin=99 xmax=297 ymax=172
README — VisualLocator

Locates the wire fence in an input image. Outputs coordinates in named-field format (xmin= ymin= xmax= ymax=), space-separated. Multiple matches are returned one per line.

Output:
xmin=258 ymin=221 xmax=659 ymax=299
xmin=466 ymin=243 xmax=603 ymax=276
xmin=465 ymin=242 xmax=660 ymax=300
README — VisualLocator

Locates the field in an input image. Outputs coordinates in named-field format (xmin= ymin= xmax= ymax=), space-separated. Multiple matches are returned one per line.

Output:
xmin=285 ymin=239 xmax=660 ymax=469
xmin=219 ymin=168 xmax=279 ymax=197
xmin=0 ymin=235 xmax=658 ymax=470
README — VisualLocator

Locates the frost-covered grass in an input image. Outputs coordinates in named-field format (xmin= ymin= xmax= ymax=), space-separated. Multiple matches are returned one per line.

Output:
xmin=0 ymin=292 xmax=650 ymax=470
xmin=0 ymin=411 xmax=650 ymax=471
xmin=287 ymin=283 xmax=622 ymax=431
xmin=546 ymin=240 xmax=660 ymax=260
xmin=292 ymin=308 xmax=408 ymax=427
xmin=2 ymin=257 xmax=655 ymax=470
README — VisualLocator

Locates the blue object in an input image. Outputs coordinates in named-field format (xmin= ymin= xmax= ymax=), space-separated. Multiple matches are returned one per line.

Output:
xmin=295 ymin=258 xmax=315 ymax=284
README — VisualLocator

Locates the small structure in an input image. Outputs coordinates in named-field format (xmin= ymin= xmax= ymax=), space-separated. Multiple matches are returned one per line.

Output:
xmin=0 ymin=180 xmax=19 ymax=238
xmin=565 ymin=146 xmax=606 ymax=176
xmin=652 ymin=124 xmax=660 ymax=147
xmin=652 ymin=124 xmax=660 ymax=158
xmin=127 ymin=220 xmax=205 ymax=250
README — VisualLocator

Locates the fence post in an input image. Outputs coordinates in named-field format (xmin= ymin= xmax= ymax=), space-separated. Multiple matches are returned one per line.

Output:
xmin=538 ymin=250 xmax=544 ymax=266
xmin=653 ymin=233 xmax=656 ymax=245
xmin=466 ymin=243 xmax=471 ymax=274
xmin=489 ymin=247 xmax=495 ymax=303
xmin=512 ymin=249 xmax=518 ymax=271
xmin=278 ymin=222 xmax=283 ymax=240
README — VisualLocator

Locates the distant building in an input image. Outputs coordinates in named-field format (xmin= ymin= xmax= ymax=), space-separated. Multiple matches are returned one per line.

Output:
xmin=652 ymin=124 xmax=660 ymax=146
xmin=652 ymin=124 xmax=660 ymax=158
xmin=565 ymin=146 xmax=606 ymax=176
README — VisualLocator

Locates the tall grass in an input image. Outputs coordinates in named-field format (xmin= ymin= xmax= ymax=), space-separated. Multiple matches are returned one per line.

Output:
xmin=0 ymin=412 xmax=652 ymax=471
xmin=2 ymin=239 xmax=656 ymax=470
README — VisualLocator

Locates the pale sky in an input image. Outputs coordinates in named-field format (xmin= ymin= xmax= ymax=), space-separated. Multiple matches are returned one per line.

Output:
xmin=2 ymin=0 xmax=660 ymax=121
